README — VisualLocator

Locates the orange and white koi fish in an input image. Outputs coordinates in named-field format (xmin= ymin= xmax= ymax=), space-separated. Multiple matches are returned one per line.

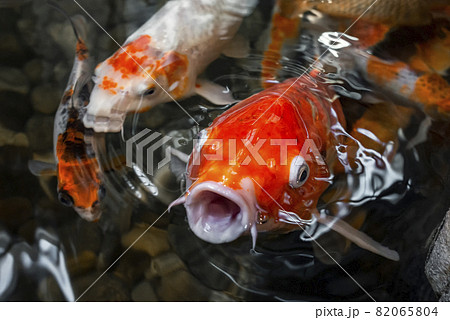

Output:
xmin=29 ymin=15 xmax=104 ymax=222
xmin=356 ymin=54 xmax=450 ymax=119
xmin=170 ymin=75 xmax=400 ymax=261
xmin=261 ymin=0 xmax=450 ymax=88
xmin=83 ymin=0 xmax=257 ymax=133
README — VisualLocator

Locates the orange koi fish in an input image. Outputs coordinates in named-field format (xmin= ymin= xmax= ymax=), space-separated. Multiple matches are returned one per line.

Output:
xmin=29 ymin=15 xmax=104 ymax=222
xmin=83 ymin=0 xmax=257 ymax=132
xmin=170 ymin=75 xmax=400 ymax=261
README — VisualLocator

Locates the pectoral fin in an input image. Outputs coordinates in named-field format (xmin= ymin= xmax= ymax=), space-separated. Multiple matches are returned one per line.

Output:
xmin=28 ymin=160 xmax=57 ymax=176
xmin=169 ymin=147 xmax=190 ymax=181
xmin=195 ymin=79 xmax=238 ymax=105
xmin=222 ymin=33 xmax=250 ymax=59
xmin=314 ymin=212 xmax=400 ymax=261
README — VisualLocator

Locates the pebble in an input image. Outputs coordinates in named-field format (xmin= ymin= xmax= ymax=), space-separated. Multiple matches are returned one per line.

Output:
xmin=74 ymin=273 xmax=131 ymax=302
xmin=59 ymin=219 xmax=103 ymax=259
xmin=23 ymin=59 xmax=43 ymax=84
xmin=209 ymin=290 xmax=237 ymax=302
xmin=425 ymin=209 xmax=450 ymax=302
xmin=131 ymin=280 xmax=158 ymax=302
xmin=46 ymin=22 xmax=78 ymax=61
xmin=31 ymin=84 xmax=60 ymax=114
xmin=25 ymin=115 xmax=54 ymax=153
xmin=0 ymin=197 xmax=33 ymax=231
xmin=0 ymin=66 xmax=29 ymax=95
xmin=156 ymin=269 xmax=211 ymax=301
xmin=66 ymin=250 xmax=98 ymax=278
xmin=147 ymin=251 xmax=186 ymax=278
xmin=0 ymin=90 xmax=31 ymax=131
xmin=121 ymin=224 xmax=170 ymax=257
xmin=113 ymin=249 xmax=151 ymax=286
xmin=134 ymin=207 xmax=172 ymax=229
xmin=168 ymin=224 xmax=234 ymax=291
xmin=97 ymin=232 xmax=122 ymax=270
xmin=0 ymin=32 xmax=27 ymax=67
xmin=16 ymin=18 xmax=37 ymax=53
xmin=0 ymin=124 xmax=29 ymax=148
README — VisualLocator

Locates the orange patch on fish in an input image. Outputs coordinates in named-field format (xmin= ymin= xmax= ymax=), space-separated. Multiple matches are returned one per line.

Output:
xmin=413 ymin=73 xmax=450 ymax=117
xmin=261 ymin=12 xmax=300 ymax=88
xmin=99 ymin=76 xmax=118 ymax=94
xmin=107 ymin=35 xmax=153 ymax=79
xmin=154 ymin=51 xmax=189 ymax=98
xmin=76 ymin=40 xmax=89 ymax=61
xmin=366 ymin=58 xmax=407 ymax=85
xmin=347 ymin=20 xmax=390 ymax=48
xmin=56 ymin=121 xmax=101 ymax=211
xmin=410 ymin=25 xmax=450 ymax=74
xmin=61 ymin=88 xmax=74 ymax=105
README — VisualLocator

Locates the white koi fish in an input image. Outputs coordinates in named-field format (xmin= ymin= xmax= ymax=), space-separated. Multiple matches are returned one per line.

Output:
xmin=83 ymin=0 xmax=257 ymax=132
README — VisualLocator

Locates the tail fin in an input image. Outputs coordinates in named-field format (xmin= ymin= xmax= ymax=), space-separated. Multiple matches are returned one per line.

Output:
xmin=47 ymin=0 xmax=88 ymax=44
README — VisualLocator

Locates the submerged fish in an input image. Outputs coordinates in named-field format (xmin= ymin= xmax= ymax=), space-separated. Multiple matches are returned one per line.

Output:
xmin=29 ymin=15 xmax=104 ymax=222
xmin=170 ymin=74 xmax=400 ymax=261
xmin=83 ymin=0 xmax=257 ymax=132
xmin=261 ymin=0 xmax=450 ymax=96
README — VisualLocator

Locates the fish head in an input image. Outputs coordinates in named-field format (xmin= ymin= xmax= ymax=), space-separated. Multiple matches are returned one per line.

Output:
xmin=56 ymin=157 xmax=104 ymax=222
xmin=83 ymin=35 xmax=190 ymax=132
xmin=175 ymin=91 xmax=331 ymax=243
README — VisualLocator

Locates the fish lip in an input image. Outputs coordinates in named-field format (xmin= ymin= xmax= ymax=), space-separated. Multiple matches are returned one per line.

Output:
xmin=185 ymin=180 xmax=256 ymax=244
xmin=83 ymin=87 xmax=127 ymax=133
xmin=83 ymin=113 xmax=124 ymax=133
xmin=74 ymin=204 xmax=102 ymax=222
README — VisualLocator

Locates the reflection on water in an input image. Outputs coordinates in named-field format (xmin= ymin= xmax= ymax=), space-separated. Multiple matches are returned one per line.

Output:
xmin=0 ymin=228 xmax=73 ymax=301
xmin=0 ymin=0 xmax=449 ymax=301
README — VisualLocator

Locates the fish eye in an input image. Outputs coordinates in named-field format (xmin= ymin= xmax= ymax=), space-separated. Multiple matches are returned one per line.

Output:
xmin=98 ymin=185 xmax=106 ymax=200
xmin=58 ymin=191 xmax=74 ymax=207
xmin=143 ymin=87 xmax=155 ymax=96
xmin=289 ymin=155 xmax=309 ymax=188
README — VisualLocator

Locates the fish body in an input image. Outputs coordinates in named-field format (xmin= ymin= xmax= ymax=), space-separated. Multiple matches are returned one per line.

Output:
xmin=54 ymin=17 xmax=103 ymax=222
xmin=83 ymin=0 xmax=257 ymax=132
xmin=172 ymin=75 xmax=346 ymax=243
xmin=30 ymin=15 xmax=103 ymax=221
xmin=170 ymin=75 xmax=400 ymax=260
xmin=355 ymin=52 xmax=450 ymax=119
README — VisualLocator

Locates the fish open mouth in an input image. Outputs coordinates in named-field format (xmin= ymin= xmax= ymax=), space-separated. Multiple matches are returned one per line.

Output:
xmin=181 ymin=180 xmax=257 ymax=244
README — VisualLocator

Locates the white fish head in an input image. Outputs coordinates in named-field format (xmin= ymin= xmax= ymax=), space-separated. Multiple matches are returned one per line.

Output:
xmin=83 ymin=35 xmax=191 ymax=133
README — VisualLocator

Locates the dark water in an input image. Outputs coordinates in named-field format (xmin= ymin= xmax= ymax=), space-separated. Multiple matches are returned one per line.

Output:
xmin=0 ymin=0 xmax=449 ymax=301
